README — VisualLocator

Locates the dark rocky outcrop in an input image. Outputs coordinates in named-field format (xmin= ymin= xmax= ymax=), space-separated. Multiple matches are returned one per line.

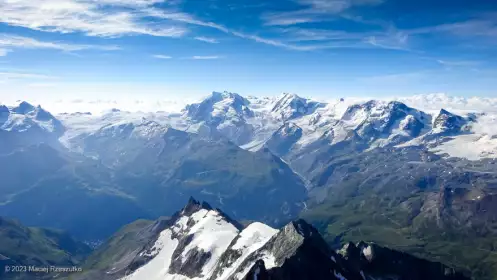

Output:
xmin=337 ymin=242 xmax=469 ymax=280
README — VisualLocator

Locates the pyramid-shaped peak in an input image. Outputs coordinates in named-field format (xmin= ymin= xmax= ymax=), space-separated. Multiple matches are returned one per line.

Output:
xmin=288 ymin=219 xmax=318 ymax=238
xmin=275 ymin=92 xmax=306 ymax=105
xmin=439 ymin=108 xmax=456 ymax=116
xmin=434 ymin=108 xmax=465 ymax=132
xmin=0 ymin=104 xmax=9 ymax=114
xmin=281 ymin=92 xmax=302 ymax=99
xmin=12 ymin=101 xmax=36 ymax=114
xmin=34 ymin=105 xmax=56 ymax=121
xmin=181 ymin=197 xmax=213 ymax=216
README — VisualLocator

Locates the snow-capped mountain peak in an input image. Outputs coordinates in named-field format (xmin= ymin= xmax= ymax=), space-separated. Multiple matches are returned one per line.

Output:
xmin=433 ymin=108 xmax=468 ymax=133
xmin=327 ymin=100 xmax=430 ymax=147
xmin=1 ymin=102 xmax=64 ymax=134
xmin=270 ymin=92 xmax=325 ymax=120
xmin=120 ymin=198 xmax=243 ymax=280
xmin=0 ymin=105 xmax=9 ymax=115
xmin=184 ymin=91 xmax=253 ymax=123
xmin=11 ymin=101 xmax=36 ymax=114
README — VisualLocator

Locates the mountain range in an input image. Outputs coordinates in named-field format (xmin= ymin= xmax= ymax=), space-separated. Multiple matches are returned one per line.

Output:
xmin=1 ymin=92 xmax=497 ymax=279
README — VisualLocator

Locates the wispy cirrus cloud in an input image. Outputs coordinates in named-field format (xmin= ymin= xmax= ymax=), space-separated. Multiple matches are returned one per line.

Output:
xmin=436 ymin=59 xmax=482 ymax=67
xmin=273 ymin=25 xmax=410 ymax=51
xmin=190 ymin=55 xmax=223 ymax=60
xmin=194 ymin=36 xmax=219 ymax=43
xmin=264 ymin=16 xmax=318 ymax=26
xmin=0 ymin=0 xmax=420 ymax=54
xmin=408 ymin=19 xmax=497 ymax=38
xmin=0 ymin=0 xmax=392 ymax=52
xmin=262 ymin=0 xmax=384 ymax=26
xmin=230 ymin=31 xmax=311 ymax=50
xmin=365 ymin=31 xmax=410 ymax=51
xmin=145 ymin=6 xmax=350 ymax=51
xmin=143 ymin=8 xmax=230 ymax=33
xmin=0 ymin=34 xmax=120 ymax=53
xmin=257 ymin=0 xmax=413 ymax=51
xmin=0 ymin=0 xmax=187 ymax=38
xmin=233 ymin=28 xmax=407 ymax=51
xmin=279 ymin=27 xmax=366 ymax=42
xmin=262 ymin=11 xmax=325 ymax=27
xmin=0 ymin=0 xmax=310 ymax=52
xmin=152 ymin=54 xmax=172 ymax=59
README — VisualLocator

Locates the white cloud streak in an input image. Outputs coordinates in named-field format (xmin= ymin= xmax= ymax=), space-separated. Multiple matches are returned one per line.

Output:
xmin=191 ymin=56 xmax=222 ymax=60
xmin=194 ymin=36 xmax=219 ymax=43
xmin=280 ymin=27 xmax=365 ymax=42
xmin=153 ymin=54 xmax=172 ymax=59
xmin=0 ymin=0 xmax=300 ymax=52
xmin=365 ymin=32 xmax=410 ymax=51
xmin=0 ymin=0 xmax=187 ymax=38
xmin=143 ymin=7 xmax=330 ymax=51
xmin=258 ymin=1 xmax=414 ymax=51
xmin=262 ymin=0 xmax=384 ymax=26
xmin=0 ymin=34 xmax=120 ymax=52
xmin=143 ymin=8 xmax=230 ymax=33
xmin=0 ymin=0 xmax=410 ymax=53
xmin=436 ymin=59 xmax=481 ymax=67
xmin=408 ymin=19 xmax=497 ymax=38
xmin=0 ymin=0 xmax=376 ymax=52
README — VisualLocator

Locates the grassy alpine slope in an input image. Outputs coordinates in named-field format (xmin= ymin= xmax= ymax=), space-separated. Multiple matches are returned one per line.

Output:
xmin=0 ymin=216 xmax=91 ymax=280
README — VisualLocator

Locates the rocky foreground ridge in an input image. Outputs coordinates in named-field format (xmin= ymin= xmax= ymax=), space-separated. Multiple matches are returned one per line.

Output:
xmin=71 ymin=198 xmax=468 ymax=280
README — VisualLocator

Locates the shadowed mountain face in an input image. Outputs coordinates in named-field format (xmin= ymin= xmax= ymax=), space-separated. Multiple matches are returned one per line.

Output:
xmin=0 ymin=143 xmax=152 ymax=241
xmin=74 ymin=122 xmax=308 ymax=229
xmin=0 ymin=117 xmax=307 ymax=241
xmin=71 ymin=199 xmax=468 ymax=280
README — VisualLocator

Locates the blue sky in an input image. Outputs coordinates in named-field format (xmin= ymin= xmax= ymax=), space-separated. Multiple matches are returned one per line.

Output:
xmin=0 ymin=0 xmax=496 ymax=104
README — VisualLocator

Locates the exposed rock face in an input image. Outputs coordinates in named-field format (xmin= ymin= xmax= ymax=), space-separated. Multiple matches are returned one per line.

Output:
xmin=239 ymin=219 xmax=362 ymax=280
xmin=434 ymin=109 xmax=468 ymax=133
xmin=337 ymin=242 xmax=468 ymax=280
